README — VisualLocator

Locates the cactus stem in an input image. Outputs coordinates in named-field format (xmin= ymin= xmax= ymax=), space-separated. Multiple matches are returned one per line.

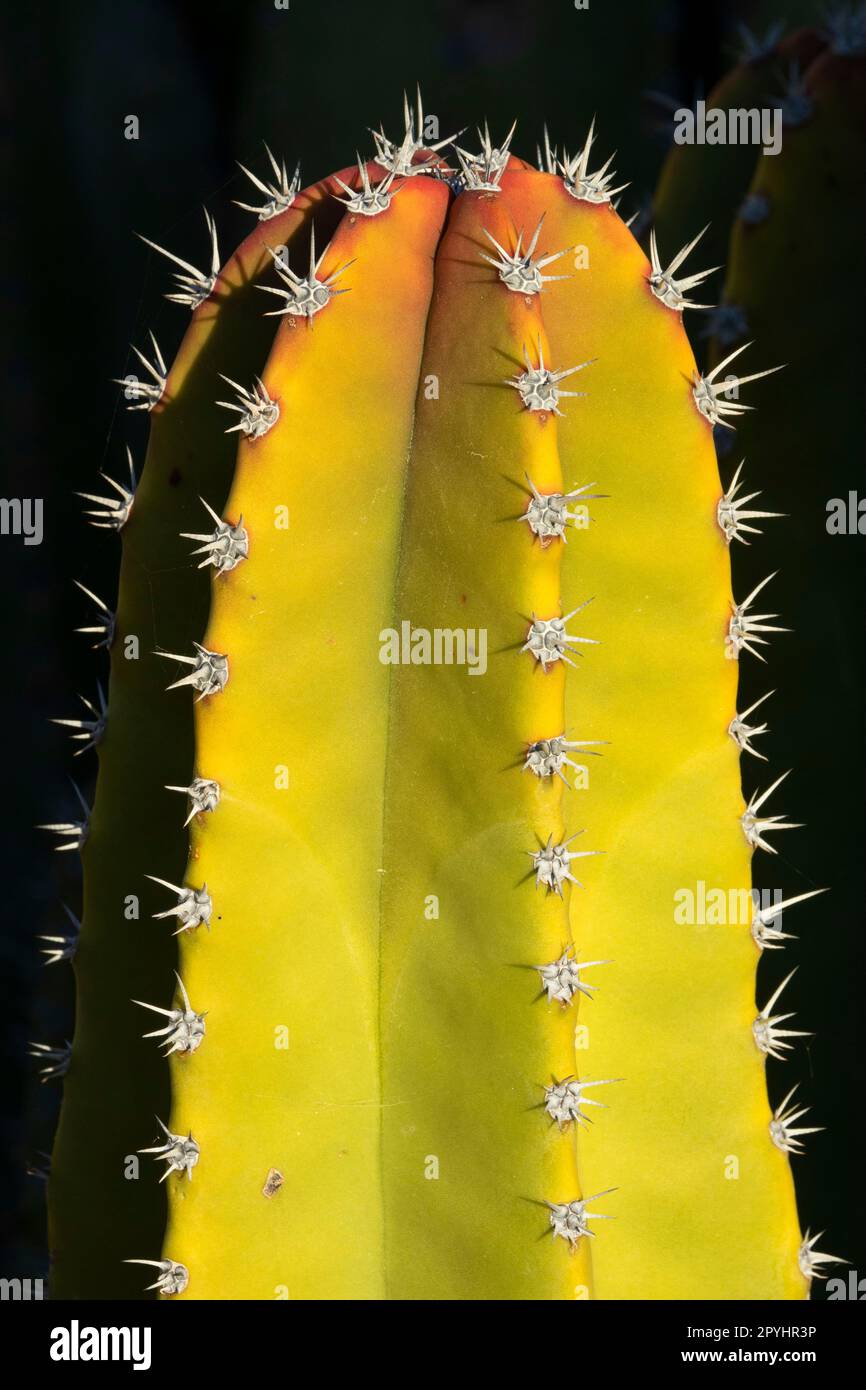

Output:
xmin=753 ymin=969 xmax=811 ymax=1059
xmin=692 ymin=343 xmax=784 ymax=429
xmin=535 ymin=948 xmax=609 ymax=1005
xmin=75 ymin=446 xmax=137 ymax=530
xmin=543 ymin=1076 xmax=622 ymax=1130
xmin=546 ymin=1189 xmax=616 ymax=1247
xmin=28 ymin=1040 xmax=72 ymax=1082
xmin=728 ymin=689 xmax=774 ymax=759
xmin=522 ymin=602 xmax=598 ymax=670
xmin=180 ymin=498 xmax=249 ymax=572
xmin=138 ymin=1118 xmax=200 ymax=1182
xmin=521 ymin=474 xmax=607 ymax=542
xmin=751 ymin=887 xmax=828 ymax=951
xmin=508 ymin=338 xmax=594 ymax=415
xmin=36 ymin=779 xmax=90 ymax=853
xmin=38 ymin=904 xmax=81 ymax=965
xmin=333 ymin=156 xmax=400 ymax=216
xmin=234 ymin=145 xmax=300 ymax=221
xmin=741 ymin=771 xmax=803 ymax=854
xmin=798 ymin=1230 xmax=846 ymax=1281
xmin=124 ymin=1258 xmax=190 ymax=1295
xmin=165 ymin=775 xmax=221 ymax=825
xmin=139 ymin=209 xmax=220 ymax=310
xmin=216 ymin=374 xmax=280 ymax=438
xmin=769 ymin=1087 xmax=823 ymax=1155
xmin=648 ymin=225 xmax=718 ymax=312
xmin=260 ymin=228 xmax=354 ymax=320
xmin=717 ymin=459 xmax=783 ymax=545
xmin=480 ymin=217 xmax=572 ymax=295
xmin=146 ymin=876 xmax=213 ymax=934
xmin=726 ymin=572 xmax=789 ymax=662
xmin=112 ymin=333 xmax=167 ymax=411
xmin=133 ymin=972 xmax=206 ymax=1055
xmin=50 ymin=682 xmax=107 ymax=754
xmin=529 ymin=831 xmax=603 ymax=896
xmin=155 ymin=643 xmax=229 ymax=698
xmin=559 ymin=119 xmax=628 ymax=204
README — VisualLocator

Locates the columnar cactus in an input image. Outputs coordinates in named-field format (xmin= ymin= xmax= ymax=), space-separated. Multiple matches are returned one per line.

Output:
xmin=45 ymin=95 xmax=836 ymax=1299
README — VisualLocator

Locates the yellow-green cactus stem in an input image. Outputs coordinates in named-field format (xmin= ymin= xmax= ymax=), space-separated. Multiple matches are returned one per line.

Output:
xmin=48 ymin=106 xmax=832 ymax=1299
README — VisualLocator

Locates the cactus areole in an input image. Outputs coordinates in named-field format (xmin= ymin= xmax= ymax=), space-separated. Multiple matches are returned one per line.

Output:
xmin=47 ymin=97 xmax=828 ymax=1301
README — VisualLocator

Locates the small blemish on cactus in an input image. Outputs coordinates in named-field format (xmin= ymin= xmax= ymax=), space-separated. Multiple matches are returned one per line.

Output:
xmin=262 ymin=1168 xmax=284 ymax=1199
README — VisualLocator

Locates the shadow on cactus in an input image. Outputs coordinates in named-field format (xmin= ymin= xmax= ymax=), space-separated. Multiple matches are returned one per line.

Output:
xmin=42 ymin=90 xmax=838 ymax=1300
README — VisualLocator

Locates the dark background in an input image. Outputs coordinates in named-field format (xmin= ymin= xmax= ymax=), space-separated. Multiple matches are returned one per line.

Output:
xmin=1 ymin=0 xmax=862 ymax=1298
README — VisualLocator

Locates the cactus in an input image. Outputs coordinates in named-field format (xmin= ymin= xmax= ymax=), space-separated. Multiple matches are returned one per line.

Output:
xmin=45 ymin=96 xmax=835 ymax=1300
